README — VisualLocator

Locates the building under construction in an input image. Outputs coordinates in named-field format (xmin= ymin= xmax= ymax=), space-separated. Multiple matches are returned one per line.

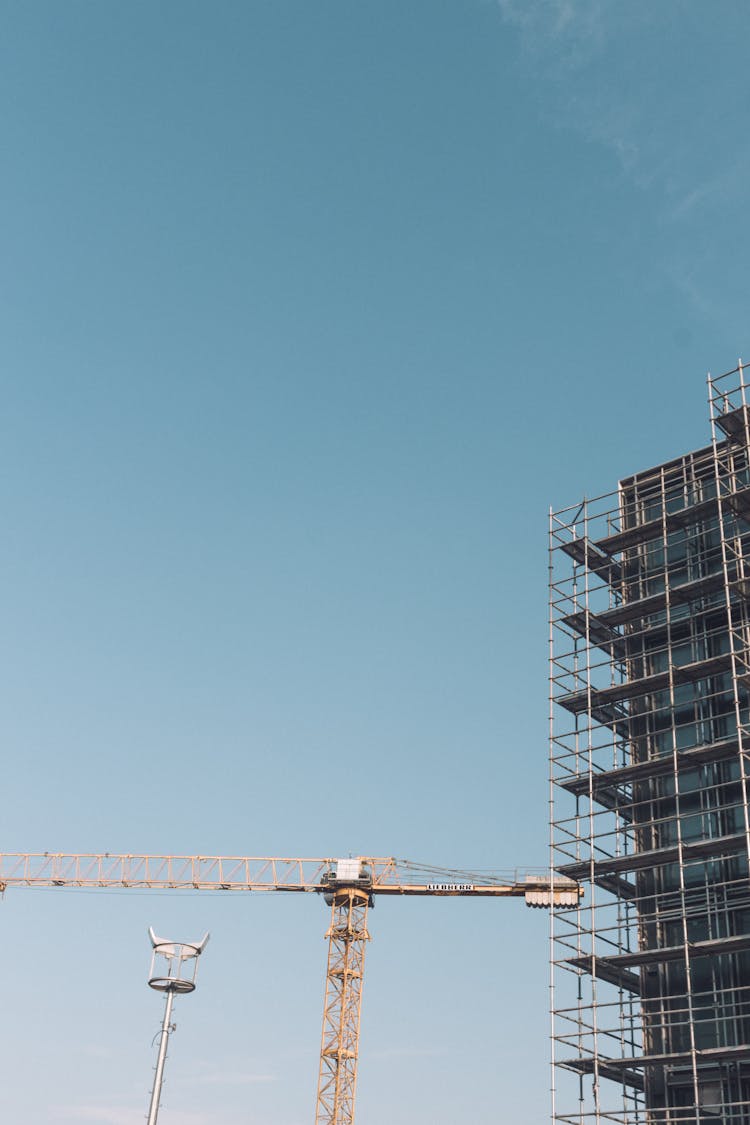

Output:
xmin=549 ymin=364 xmax=750 ymax=1123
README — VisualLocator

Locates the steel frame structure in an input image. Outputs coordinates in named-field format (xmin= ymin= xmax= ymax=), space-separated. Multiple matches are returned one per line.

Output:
xmin=549 ymin=363 xmax=750 ymax=1124
xmin=0 ymin=852 xmax=579 ymax=1125
xmin=316 ymin=887 xmax=370 ymax=1125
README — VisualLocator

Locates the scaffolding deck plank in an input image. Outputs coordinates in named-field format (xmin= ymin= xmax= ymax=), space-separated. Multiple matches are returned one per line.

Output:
xmin=728 ymin=486 xmax=750 ymax=522
xmin=564 ymin=1043 xmax=750 ymax=1072
xmin=674 ymin=652 xmax=732 ymax=681
xmin=559 ymin=537 xmax=622 ymax=583
xmin=666 ymin=494 xmax=720 ymax=528
xmin=596 ymin=570 xmax=727 ymax=630
xmin=566 ymin=953 xmax=641 ymax=995
xmin=594 ymin=873 xmax=637 ymax=900
xmin=670 ymin=570 xmax=726 ymax=604
xmin=558 ymin=1056 xmax=644 ymax=1091
xmin=599 ymin=591 xmax=668 ymax=627
xmin=594 ymin=519 xmax=664 ymax=556
xmin=716 ymin=405 xmax=750 ymax=440
xmin=557 ymin=650 xmax=733 ymax=718
xmin=570 ymin=932 xmax=750 ymax=978
xmin=558 ymin=609 xmax=628 ymax=660
xmin=560 ymin=1043 xmax=750 ymax=1090
xmin=593 ymin=498 xmax=722 ymax=557
xmin=558 ymin=830 xmax=747 ymax=881
xmin=557 ymin=671 xmax=668 ymax=715
xmin=558 ymin=737 xmax=740 ymax=799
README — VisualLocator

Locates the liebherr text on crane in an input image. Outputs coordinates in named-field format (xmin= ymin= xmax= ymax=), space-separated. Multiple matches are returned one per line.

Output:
xmin=0 ymin=853 xmax=581 ymax=1125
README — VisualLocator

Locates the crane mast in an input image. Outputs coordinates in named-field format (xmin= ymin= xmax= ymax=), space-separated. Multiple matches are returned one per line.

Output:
xmin=317 ymin=880 xmax=370 ymax=1125
xmin=0 ymin=853 xmax=579 ymax=1125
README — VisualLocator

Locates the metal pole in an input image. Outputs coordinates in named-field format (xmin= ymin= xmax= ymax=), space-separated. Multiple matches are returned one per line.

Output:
xmin=146 ymin=987 xmax=175 ymax=1125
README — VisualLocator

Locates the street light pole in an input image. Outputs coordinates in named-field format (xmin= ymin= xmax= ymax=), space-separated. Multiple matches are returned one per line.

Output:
xmin=145 ymin=928 xmax=209 ymax=1125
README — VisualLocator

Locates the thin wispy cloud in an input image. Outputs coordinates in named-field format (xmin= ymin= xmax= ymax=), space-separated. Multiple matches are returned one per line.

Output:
xmin=495 ymin=0 xmax=750 ymax=328
xmin=497 ymin=0 xmax=607 ymax=67
xmin=497 ymin=1 xmax=652 ymax=176
xmin=667 ymin=153 xmax=750 ymax=223
xmin=496 ymin=1 xmax=728 ymax=197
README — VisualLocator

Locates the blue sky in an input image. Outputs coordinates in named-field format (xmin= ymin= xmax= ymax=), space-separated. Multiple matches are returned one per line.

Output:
xmin=1 ymin=2 xmax=750 ymax=1123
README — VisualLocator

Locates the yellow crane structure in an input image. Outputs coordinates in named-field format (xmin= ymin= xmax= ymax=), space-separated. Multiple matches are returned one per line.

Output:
xmin=0 ymin=853 xmax=580 ymax=1124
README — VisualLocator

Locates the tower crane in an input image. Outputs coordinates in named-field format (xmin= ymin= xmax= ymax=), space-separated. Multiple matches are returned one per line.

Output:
xmin=0 ymin=852 xmax=580 ymax=1124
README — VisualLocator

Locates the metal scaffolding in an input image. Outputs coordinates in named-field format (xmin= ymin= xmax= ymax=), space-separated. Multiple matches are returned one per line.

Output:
xmin=549 ymin=363 xmax=750 ymax=1124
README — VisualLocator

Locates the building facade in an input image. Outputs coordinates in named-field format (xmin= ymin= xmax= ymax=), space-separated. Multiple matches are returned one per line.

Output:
xmin=549 ymin=364 xmax=750 ymax=1123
